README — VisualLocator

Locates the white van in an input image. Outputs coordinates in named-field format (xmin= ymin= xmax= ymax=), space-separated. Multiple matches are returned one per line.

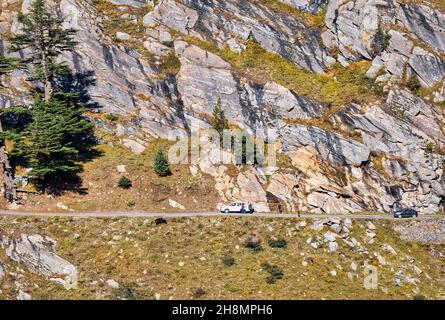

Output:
xmin=220 ymin=202 xmax=251 ymax=213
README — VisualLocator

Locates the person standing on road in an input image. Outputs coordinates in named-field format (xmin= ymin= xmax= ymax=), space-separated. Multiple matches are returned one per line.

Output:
xmin=278 ymin=204 xmax=283 ymax=214
xmin=241 ymin=202 xmax=246 ymax=213
xmin=248 ymin=202 xmax=254 ymax=214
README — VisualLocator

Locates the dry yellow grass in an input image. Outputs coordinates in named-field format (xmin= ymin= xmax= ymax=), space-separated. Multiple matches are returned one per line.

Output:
xmin=0 ymin=216 xmax=444 ymax=300
xmin=15 ymin=138 xmax=219 ymax=213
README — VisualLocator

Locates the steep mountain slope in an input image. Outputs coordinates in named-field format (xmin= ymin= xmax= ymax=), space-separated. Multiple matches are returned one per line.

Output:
xmin=0 ymin=0 xmax=444 ymax=214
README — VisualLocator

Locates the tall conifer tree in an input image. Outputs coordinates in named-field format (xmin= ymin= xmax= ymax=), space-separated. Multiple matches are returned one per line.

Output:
xmin=9 ymin=0 xmax=95 ymax=188
xmin=9 ymin=0 xmax=77 ymax=102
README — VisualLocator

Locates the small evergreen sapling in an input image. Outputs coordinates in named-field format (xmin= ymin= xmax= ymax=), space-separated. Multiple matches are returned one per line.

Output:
xmin=118 ymin=176 xmax=132 ymax=189
xmin=211 ymin=97 xmax=229 ymax=140
xmin=153 ymin=148 xmax=171 ymax=177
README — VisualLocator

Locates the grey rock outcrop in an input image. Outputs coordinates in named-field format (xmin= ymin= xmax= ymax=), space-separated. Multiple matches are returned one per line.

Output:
xmin=408 ymin=48 xmax=445 ymax=88
xmin=398 ymin=3 xmax=445 ymax=54
xmin=0 ymin=232 xmax=78 ymax=289
xmin=280 ymin=124 xmax=370 ymax=166
xmin=280 ymin=0 xmax=327 ymax=13
xmin=325 ymin=0 xmax=445 ymax=94
xmin=107 ymin=0 xmax=151 ymax=8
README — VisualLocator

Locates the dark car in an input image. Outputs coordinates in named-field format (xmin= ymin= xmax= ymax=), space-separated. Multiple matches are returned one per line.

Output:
xmin=393 ymin=208 xmax=418 ymax=218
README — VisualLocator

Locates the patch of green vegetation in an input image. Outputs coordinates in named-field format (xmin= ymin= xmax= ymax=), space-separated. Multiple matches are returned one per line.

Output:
xmin=261 ymin=261 xmax=284 ymax=284
xmin=94 ymin=0 xmax=151 ymax=38
xmin=105 ymin=113 xmax=119 ymax=122
xmin=93 ymin=0 xmax=154 ymax=61
xmin=211 ymin=97 xmax=229 ymax=139
xmin=406 ymin=73 xmax=422 ymax=93
xmin=118 ymin=176 xmax=132 ymax=189
xmin=224 ymin=283 xmax=240 ymax=293
xmin=112 ymin=283 xmax=150 ymax=300
xmin=371 ymin=24 xmax=392 ymax=56
xmin=222 ymin=255 xmax=236 ymax=267
xmin=424 ymin=142 xmax=434 ymax=155
xmin=153 ymin=148 xmax=172 ymax=177
xmin=253 ymin=0 xmax=327 ymax=28
xmin=399 ymin=0 xmax=445 ymax=11
xmin=370 ymin=154 xmax=391 ymax=179
xmin=268 ymin=238 xmax=287 ymax=249
xmin=159 ymin=52 xmax=181 ymax=77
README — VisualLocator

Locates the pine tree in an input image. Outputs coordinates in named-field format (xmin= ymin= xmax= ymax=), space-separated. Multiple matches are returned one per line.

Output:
xmin=13 ymin=96 xmax=80 ymax=184
xmin=9 ymin=0 xmax=77 ymax=102
xmin=50 ymin=92 xmax=95 ymax=158
xmin=153 ymin=148 xmax=171 ymax=177
xmin=211 ymin=97 xmax=229 ymax=138
xmin=8 ymin=1 xmax=95 ymax=191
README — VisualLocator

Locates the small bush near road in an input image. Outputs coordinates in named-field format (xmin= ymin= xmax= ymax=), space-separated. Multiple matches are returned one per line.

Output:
xmin=222 ymin=255 xmax=235 ymax=267
xmin=118 ymin=176 xmax=132 ymax=189
xmin=153 ymin=148 xmax=172 ymax=177
xmin=112 ymin=283 xmax=142 ymax=300
xmin=268 ymin=238 xmax=287 ymax=249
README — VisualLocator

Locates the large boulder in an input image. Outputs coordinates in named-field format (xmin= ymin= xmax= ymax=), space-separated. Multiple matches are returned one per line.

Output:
xmin=261 ymin=82 xmax=325 ymax=120
xmin=236 ymin=168 xmax=270 ymax=212
xmin=0 ymin=233 xmax=78 ymax=290
xmin=408 ymin=47 xmax=445 ymax=88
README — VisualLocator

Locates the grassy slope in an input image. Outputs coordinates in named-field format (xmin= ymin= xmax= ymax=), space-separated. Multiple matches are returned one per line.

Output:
xmin=0 ymin=216 xmax=444 ymax=300
xmin=16 ymin=139 xmax=219 ymax=213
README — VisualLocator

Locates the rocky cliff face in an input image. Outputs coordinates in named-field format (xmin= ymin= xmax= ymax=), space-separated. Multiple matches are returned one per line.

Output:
xmin=324 ymin=0 xmax=445 ymax=92
xmin=0 ymin=0 xmax=444 ymax=214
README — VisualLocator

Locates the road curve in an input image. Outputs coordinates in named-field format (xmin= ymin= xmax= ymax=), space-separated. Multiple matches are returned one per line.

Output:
xmin=0 ymin=210 xmax=442 ymax=220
